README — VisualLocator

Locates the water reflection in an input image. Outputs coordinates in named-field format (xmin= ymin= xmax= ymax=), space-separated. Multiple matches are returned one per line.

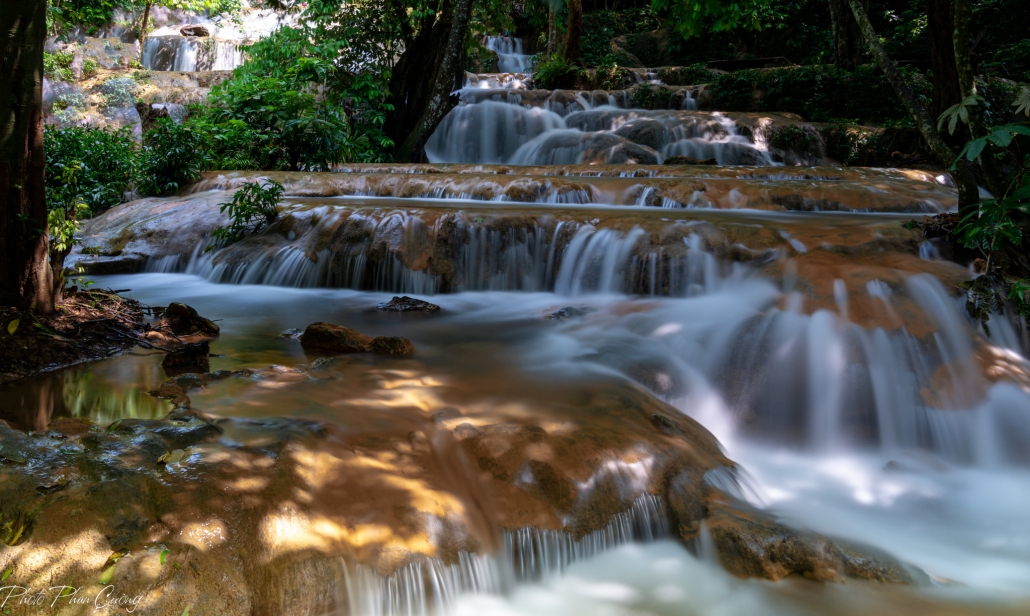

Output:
xmin=0 ymin=353 xmax=168 ymax=430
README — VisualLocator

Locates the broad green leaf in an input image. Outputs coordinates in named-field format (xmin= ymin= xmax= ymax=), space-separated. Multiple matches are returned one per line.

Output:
xmin=6 ymin=319 xmax=18 ymax=335
xmin=98 ymin=564 xmax=116 ymax=585
xmin=1006 ymin=124 xmax=1030 ymax=136
xmin=988 ymin=130 xmax=1013 ymax=147
xmin=965 ymin=138 xmax=987 ymax=161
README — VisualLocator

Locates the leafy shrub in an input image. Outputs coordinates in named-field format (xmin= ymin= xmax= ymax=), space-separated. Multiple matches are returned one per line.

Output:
xmin=44 ymin=125 xmax=137 ymax=213
xmin=207 ymin=71 xmax=352 ymax=171
xmin=44 ymin=51 xmax=74 ymax=82
xmin=630 ymin=84 xmax=677 ymax=110
xmin=658 ymin=64 xmax=719 ymax=86
xmin=533 ymin=56 xmax=578 ymax=90
xmin=210 ymin=180 xmax=285 ymax=247
xmin=581 ymin=8 xmax=662 ymax=67
xmin=140 ymin=119 xmax=208 ymax=195
xmin=99 ymin=77 xmax=138 ymax=108
xmin=209 ymin=25 xmax=394 ymax=165
xmin=82 ymin=58 xmax=99 ymax=78
xmin=769 ymin=123 xmax=821 ymax=156
xmin=699 ymin=64 xmax=924 ymax=123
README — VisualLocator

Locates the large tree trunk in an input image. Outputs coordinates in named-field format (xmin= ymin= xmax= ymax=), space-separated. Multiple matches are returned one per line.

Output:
xmin=927 ymin=0 xmax=960 ymax=122
xmin=1 ymin=0 xmax=54 ymax=313
xmin=564 ymin=0 xmax=583 ymax=63
xmin=847 ymin=0 xmax=979 ymax=214
xmin=829 ymin=0 xmax=864 ymax=69
xmin=391 ymin=0 xmax=474 ymax=162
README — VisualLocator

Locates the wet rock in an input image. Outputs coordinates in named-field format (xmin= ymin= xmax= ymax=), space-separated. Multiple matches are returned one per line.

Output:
xmin=147 ymin=382 xmax=191 ymax=408
xmin=300 ymin=322 xmax=415 ymax=356
xmin=378 ymin=295 xmax=441 ymax=313
xmin=614 ymin=119 xmax=674 ymax=151
xmin=280 ymin=328 xmax=303 ymax=339
xmin=300 ymin=322 xmax=374 ymax=353
xmin=369 ymin=336 xmax=416 ymax=356
xmin=180 ymin=24 xmax=210 ymax=37
xmin=160 ymin=302 xmax=220 ymax=337
xmin=548 ymin=306 xmax=595 ymax=321
xmin=162 ymin=340 xmax=211 ymax=376
xmin=704 ymin=503 xmax=921 ymax=583
xmin=664 ymin=155 xmax=717 ymax=165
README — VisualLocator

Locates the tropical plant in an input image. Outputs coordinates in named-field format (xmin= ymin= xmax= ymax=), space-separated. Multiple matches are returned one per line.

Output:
xmin=44 ymin=125 xmax=138 ymax=213
xmin=948 ymin=90 xmax=1030 ymax=332
xmin=210 ymin=180 xmax=285 ymax=247
xmin=43 ymin=51 xmax=74 ymax=82
xmin=140 ymin=119 xmax=209 ymax=195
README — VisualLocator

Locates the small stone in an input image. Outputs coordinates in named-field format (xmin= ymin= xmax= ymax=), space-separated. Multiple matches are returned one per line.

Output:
xmin=300 ymin=323 xmax=373 ymax=353
xmin=548 ymin=306 xmax=595 ymax=321
xmin=377 ymin=296 xmax=441 ymax=313
xmin=280 ymin=328 xmax=303 ymax=339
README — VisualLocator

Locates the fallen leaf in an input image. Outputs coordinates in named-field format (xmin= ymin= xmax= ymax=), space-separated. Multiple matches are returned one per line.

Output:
xmin=6 ymin=320 xmax=18 ymax=335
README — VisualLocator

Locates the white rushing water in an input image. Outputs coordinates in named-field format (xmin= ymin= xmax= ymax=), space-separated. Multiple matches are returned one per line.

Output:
xmin=82 ymin=268 xmax=1030 ymax=616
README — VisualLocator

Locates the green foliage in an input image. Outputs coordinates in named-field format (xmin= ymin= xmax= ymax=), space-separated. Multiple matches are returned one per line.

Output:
xmin=769 ymin=123 xmax=820 ymax=156
xmin=698 ymin=64 xmax=921 ymax=124
xmin=595 ymin=61 xmax=625 ymax=91
xmin=44 ymin=51 xmax=74 ymax=82
xmin=99 ymin=77 xmax=138 ymax=108
xmin=210 ymin=180 xmax=285 ymax=247
xmin=658 ymin=64 xmax=718 ymax=86
xmin=206 ymin=24 xmax=393 ymax=166
xmin=82 ymin=58 xmax=99 ymax=78
xmin=824 ymin=122 xmax=879 ymax=166
xmin=44 ymin=126 xmax=137 ymax=213
xmin=140 ymin=119 xmax=208 ymax=196
xmin=653 ymin=0 xmax=771 ymax=39
xmin=631 ymin=84 xmax=677 ymax=110
xmin=581 ymin=8 xmax=662 ymax=67
xmin=533 ymin=56 xmax=578 ymax=90
xmin=950 ymin=110 xmax=1030 ymax=330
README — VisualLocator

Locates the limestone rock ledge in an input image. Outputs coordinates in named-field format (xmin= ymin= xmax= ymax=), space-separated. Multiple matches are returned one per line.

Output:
xmin=0 ymin=381 xmax=918 ymax=615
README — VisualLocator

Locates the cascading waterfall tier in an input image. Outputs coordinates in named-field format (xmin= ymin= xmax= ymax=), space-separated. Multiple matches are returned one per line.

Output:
xmin=345 ymin=494 xmax=668 ymax=616
xmin=484 ymin=36 xmax=534 ymax=73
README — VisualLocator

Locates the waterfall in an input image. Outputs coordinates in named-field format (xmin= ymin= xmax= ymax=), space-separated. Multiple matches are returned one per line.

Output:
xmin=141 ymin=34 xmax=244 ymax=71
xmin=484 ymin=36 xmax=534 ymax=73
xmin=345 ymin=494 xmax=668 ymax=615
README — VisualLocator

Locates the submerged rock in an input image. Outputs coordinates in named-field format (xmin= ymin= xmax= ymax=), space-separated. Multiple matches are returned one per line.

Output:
xmin=300 ymin=322 xmax=415 ymax=356
xmin=377 ymin=295 xmax=441 ymax=313
xmin=161 ymin=340 xmax=210 ymax=376
xmin=664 ymin=155 xmax=717 ymax=165
xmin=548 ymin=306 xmax=595 ymax=321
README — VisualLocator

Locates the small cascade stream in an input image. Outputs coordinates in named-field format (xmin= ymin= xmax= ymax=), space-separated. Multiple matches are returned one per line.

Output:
xmin=27 ymin=26 xmax=1030 ymax=616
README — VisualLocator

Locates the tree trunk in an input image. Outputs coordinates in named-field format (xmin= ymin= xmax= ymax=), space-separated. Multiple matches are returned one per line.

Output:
xmin=1 ymin=0 xmax=54 ymax=312
xmin=847 ymin=0 xmax=980 ymax=214
xmin=564 ymin=0 xmax=583 ymax=63
xmin=927 ymin=0 xmax=960 ymax=122
xmin=138 ymin=1 xmax=154 ymax=63
xmin=547 ymin=9 xmax=556 ymax=57
xmin=393 ymin=0 xmax=474 ymax=162
xmin=829 ymin=0 xmax=864 ymax=69
xmin=953 ymin=0 xmax=1005 ymax=197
